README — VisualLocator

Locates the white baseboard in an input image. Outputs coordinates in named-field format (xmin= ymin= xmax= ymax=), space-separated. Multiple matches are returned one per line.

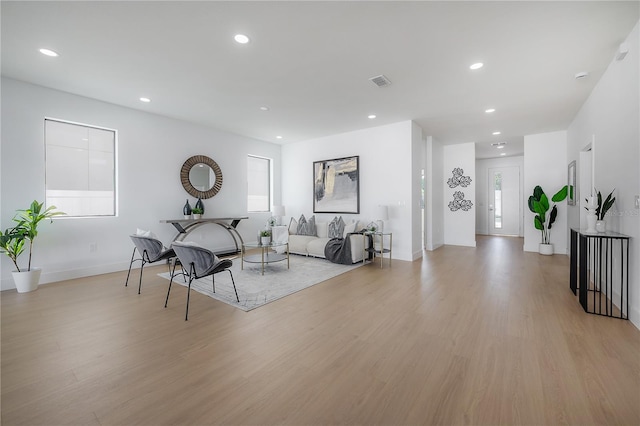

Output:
xmin=412 ymin=250 xmax=423 ymax=261
xmin=1 ymin=261 xmax=131 ymax=291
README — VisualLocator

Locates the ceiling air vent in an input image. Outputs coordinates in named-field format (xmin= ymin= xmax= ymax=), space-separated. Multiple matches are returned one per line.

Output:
xmin=369 ymin=74 xmax=392 ymax=88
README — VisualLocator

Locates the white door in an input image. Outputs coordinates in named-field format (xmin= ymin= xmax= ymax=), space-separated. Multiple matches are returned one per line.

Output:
xmin=488 ymin=166 xmax=520 ymax=235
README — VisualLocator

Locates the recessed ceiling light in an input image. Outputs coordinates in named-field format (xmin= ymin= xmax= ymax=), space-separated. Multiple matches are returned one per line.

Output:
xmin=500 ymin=153 xmax=506 ymax=156
xmin=368 ymin=114 xmax=376 ymax=119
xmin=485 ymin=108 xmax=496 ymax=113
xmin=492 ymin=131 xmax=501 ymax=135
xmin=276 ymin=135 xmax=283 ymax=139
xmin=470 ymin=62 xmax=483 ymax=70
xmin=39 ymin=48 xmax=59 ymax=57
xmin=139 ymin=97 xmax=151 ymax=103
xmin=234 ymin=34 xmax=250 ymax=44
xmin=260 ymin=106 xmax=269 ymax=111
xmin=497 ymin=145 xmax=505 ymax=149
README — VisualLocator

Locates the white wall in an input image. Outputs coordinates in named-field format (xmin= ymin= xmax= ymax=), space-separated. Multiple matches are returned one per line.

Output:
xmin=567 ymin=20 xmax=640 ymax=326
xmin=523 ymin=131 xmax=568 ymax=254
xmin=281 ymin=121 xmax=418 ymax=261
xmin=443 ymin=142 xmax=476 ymax=247
xmin=411 ymin=122 xmax=424 ymax=259
xmin=425 ymin=136 xmax=444 ymax=250
xmin=1 ymin=78 xmax=281 ymax=290
xmin=476 ymin=156 xmax=525 ymax=236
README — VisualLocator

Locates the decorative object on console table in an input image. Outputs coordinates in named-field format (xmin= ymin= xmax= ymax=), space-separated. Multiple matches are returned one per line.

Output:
xmin=194 ymin=198 xmax=205 ymax=214
xmin=0 ymin=200 xmax=65 ymax=292
xmin=191 ymin=207 xmax=203 ymax=220
xmin=183 ymin=199 xmax=192 ymax=219
xmin=528 ymin=185 xmax=568 ymax=255
xmin=584 ymin=196 xmax=597 ymax=233
xmin=313 ymin=155 xmax=360 ymax=214
xmin=594 ymin=188 xmax=615 ymax=233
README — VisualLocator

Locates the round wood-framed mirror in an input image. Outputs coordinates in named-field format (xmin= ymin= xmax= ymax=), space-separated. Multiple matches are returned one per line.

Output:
xmin=180 ymin=155 xmax=223 ymax=199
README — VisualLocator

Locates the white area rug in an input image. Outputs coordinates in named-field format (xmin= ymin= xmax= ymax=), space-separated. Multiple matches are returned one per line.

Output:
xmin=158 ymin=255 xmax=361 ymax=311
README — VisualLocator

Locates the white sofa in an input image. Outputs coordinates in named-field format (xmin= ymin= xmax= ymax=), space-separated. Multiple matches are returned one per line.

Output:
xmin=279 ymin=218 xmax=367 ymax=264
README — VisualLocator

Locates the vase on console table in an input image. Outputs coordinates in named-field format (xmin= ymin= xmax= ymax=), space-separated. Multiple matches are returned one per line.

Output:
xmin=183 ymin=199 xmax=192 ymax=219
xmin=194 ymin=198 xmax=205 ymax=214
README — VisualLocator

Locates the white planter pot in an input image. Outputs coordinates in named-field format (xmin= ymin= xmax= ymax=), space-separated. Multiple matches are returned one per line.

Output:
xmin=192 ymin=214 xmax=202 ymax=220
xmin=261 ymin=236 xmax=271 ymax=245
xmin=539 ymin=243 xmax=554 ymax=256
xmin=12 ymin=268 xmax=42 ymax=293
xmin=596 ymin=220 xmax=606 ymax=233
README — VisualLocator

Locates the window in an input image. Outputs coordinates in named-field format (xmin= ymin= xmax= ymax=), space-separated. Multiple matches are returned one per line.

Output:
xmin=247 ymin=155 xmax=271 ymax=212
xmin=45 ymin=119 xmax=117 ymax=217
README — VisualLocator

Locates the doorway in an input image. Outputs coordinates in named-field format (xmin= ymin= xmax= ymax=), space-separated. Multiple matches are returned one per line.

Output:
xmin=488 ymin=166 xmax=520 ymax=235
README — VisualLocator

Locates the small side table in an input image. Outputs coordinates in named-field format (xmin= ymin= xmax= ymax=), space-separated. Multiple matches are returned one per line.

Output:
xmin=363 ymin=232 xmax=392 ymax=268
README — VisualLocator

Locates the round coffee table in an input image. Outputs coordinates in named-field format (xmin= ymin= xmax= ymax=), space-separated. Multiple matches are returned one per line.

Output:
xmin=241 ymin=241 xmax=289 ymax=275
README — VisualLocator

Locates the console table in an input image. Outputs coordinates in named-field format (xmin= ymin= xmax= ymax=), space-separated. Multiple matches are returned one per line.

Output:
xmin=160 ymin=217 xmax=248 ymax=255
xmin=570 ymin=228 xmax=630 ymax=319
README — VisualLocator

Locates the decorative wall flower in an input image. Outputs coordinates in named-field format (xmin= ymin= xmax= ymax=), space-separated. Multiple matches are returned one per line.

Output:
xmin=447 ymin=167 xmax=472 ymax=188
xmin=448 ymin=191 xmax=473 ymax=212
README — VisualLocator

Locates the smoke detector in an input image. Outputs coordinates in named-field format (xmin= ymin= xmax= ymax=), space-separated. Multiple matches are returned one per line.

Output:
xmin=369 ymin=74 xmax=392 ymax=88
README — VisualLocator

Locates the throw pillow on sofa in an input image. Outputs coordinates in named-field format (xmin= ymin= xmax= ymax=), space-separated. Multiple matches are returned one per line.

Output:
xmin=328 ymin=216 xmax=345 ymax=238
xmin=297 ymin=214 xmax=317 ymax=236
xmin=289 ymin=217 xmax=298 ymax=235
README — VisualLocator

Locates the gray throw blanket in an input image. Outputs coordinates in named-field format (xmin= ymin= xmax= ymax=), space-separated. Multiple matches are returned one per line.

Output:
xmin=324 ymin=236 xmax=354 ymax=265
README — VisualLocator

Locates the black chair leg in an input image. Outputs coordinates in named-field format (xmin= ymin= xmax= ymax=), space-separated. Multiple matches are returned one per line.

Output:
xmin=212 ymin=274 xmax=216 ymax=294
xmin=125 ymin=247 xmax=136 ymax=287
xmin=229 ymin=270 xmax=239 ymax=302
xmin=138 ymin=260 xmax=145 ymax=294
xmin=165 ymin=259 xmax=178 ymax=308
xmin=185 ymin=277 xmax=193 ymax=321
xmin=138 ymin=249 xmax=151 ymax=294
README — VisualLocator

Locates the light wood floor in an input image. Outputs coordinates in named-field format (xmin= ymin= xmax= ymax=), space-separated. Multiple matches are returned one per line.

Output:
xmin=2 ymin=235 xmax=639 ymax=425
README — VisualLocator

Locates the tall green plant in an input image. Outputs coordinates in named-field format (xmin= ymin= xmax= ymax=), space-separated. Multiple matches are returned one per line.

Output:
xmin=0 ymin=200 xmax=64 ymax=271
xmin=528 ymin=185 xmax=568 ymax=244
xmin=0 ymin=227 xmax=27 ymax=271
xmin=595 ymin=188 xmax=616 ymax=220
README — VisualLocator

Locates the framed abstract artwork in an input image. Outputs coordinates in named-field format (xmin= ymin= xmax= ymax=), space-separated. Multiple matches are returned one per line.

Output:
xmin=313 ymin=155 xmax=360 ymax=214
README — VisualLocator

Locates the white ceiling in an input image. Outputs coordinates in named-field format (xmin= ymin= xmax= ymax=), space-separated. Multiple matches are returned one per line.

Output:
xmin=2 ymin=1 xmax=638 ymax=159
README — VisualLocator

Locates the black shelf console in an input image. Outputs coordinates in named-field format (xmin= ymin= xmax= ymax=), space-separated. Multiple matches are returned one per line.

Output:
xmin=570 ymin=228 xmax=630 ymax=319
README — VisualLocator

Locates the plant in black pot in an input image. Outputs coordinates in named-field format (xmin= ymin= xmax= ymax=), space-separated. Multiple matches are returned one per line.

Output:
xmin=0 ymin=200 xmax=65 ymax=292
xmin=528 ymin=185 xmax=568 ymax=255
